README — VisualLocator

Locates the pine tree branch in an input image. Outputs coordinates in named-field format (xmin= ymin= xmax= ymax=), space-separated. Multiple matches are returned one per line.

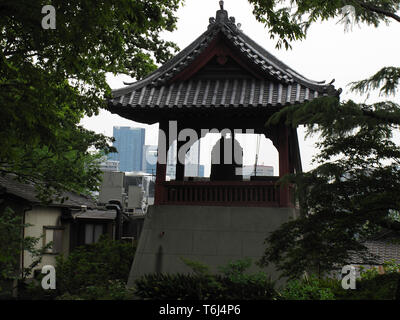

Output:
xmin=356 ymin=0 xmax=400 ymax=23
xmin=361 ymin=108 xmax=400 ymax=126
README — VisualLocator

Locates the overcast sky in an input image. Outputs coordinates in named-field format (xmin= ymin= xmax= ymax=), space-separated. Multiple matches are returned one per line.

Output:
xmin=80 ymin=0 xmax=400 ymax=176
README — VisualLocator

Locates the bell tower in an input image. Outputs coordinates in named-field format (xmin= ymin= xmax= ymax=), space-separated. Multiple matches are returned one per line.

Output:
xmin=109 ymin=2 xmax=339 ymax=283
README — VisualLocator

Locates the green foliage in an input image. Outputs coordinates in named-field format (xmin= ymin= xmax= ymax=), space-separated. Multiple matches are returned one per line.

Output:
xmin=0 ymin=0 xmax=182 ymax=200
xmin=345 ymin=272 xmax=400 ymax=300
xmin=216 ymin=258 xmax=276 ymax=300
xmin=180 ymin=257 xmax=212 ymax=277
xmin=278 ymin=270 xmax=400 ymax=300
xmin=20 ymin=236 xmax=137 ymax=300
xmin=55 ymin=236 xmax=136 ymax=296
xmin=279 ymin=275 xmax=340 ymax=300
xmin=248 ymin=0 xmax=400 ymax=49
xmin=0 ymin=206 xmax=49 ymax=298
xmin=134 ymin=258 xmax=276 ymax=300
xmin=260 ymin=6 xmax=400 ymax=275
xmin=263 ymin=95 xmax=400 ymax=278
xmin=55 ymin=280 xmax=135 ymax=300
xmin=359 ymin=260 xmax=400 ymax=280
xmin=351 ymin=67 xmax=400 ymax=96
xmin=134 ymin=273 xmax=223 ymax=300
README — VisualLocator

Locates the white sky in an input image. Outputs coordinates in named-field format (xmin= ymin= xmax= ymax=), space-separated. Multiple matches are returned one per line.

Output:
xmin=80 ymin=0 xmax=400 ymax=176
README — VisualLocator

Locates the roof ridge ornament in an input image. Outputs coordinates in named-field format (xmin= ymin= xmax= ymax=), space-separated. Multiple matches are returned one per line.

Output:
xmin=209 ymin=1 xmax=241 ymax=30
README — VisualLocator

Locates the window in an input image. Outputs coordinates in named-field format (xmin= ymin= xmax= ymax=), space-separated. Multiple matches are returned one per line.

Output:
xmin=43 ymin=226 xmax=64 ymax=254
xmin=84 ymin=224 xmax=105 ymax=244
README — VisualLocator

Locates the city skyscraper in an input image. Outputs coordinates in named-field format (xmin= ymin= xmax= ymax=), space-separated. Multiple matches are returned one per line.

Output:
xmin=109 ymin=126 xmax=145 ymax=172
xmin=142 ymin=145 xmax=157 ymax=175
xmin=143 ymin=141 xmax=205 ymax=178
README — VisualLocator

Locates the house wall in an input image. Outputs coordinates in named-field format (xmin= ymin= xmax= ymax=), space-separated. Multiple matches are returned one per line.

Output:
xmin=128 ymin=205 xmax=298 ymax=288
xmin=23 ymin=206 xmax=70 ymax=277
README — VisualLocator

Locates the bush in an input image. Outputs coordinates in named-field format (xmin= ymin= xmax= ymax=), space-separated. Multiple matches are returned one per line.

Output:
xmin=55 ymin=235 xmax=136 ymax=297
xmin=55 ymin=280 xmax=134 ymax=300
xmin=279 ymin=275 xmax=341 ymax=300
xmin=134 ymin=258 xmax=276 ymax=300
xmin=279 ymin=261 xmax=400 ymax=300
xmin=18 ymin=236 xmax=136 ymax=300
xmin=342 ymin=261 xmax=400 ymax=300
xmin=134 ymin=273 xmax=223 ymax=300
xmin=342 ymin=273 xmax=400 ymax=300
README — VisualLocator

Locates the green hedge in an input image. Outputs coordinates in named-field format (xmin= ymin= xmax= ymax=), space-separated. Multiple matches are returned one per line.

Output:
xmin=18 ymin=236 xmax=136 ymax=300
xmin=134 ymin=258 xmax=276 ymax=300
xmin=56 ymin=235 xmax=136 ymax=295
xmin=342 ymin=273 xmax=400 ymax=300
xmin=278 ymin=262 xmax=400 ymax=300
xmin=278 ymin=276 xmax=341 ymax=300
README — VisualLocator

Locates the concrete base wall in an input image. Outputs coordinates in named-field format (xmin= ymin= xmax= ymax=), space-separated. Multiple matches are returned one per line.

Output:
xmin=127 ymin=205 xmax=298 ymax=287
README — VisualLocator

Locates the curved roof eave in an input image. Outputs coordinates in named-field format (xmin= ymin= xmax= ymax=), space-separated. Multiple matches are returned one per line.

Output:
xmin=111 ymin=8 xmax=339 ymax=99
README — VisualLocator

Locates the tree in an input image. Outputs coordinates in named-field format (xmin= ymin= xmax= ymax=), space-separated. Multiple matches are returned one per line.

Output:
xmin=252 ymin=1 xmax=400 ymax=278
xmin=0 ymin=0 xmax=182 ymax=200
xmin=249 ymin=0 xmax=400 ymax=49
xmin=0 ymin=207 xmax=50 ymax=298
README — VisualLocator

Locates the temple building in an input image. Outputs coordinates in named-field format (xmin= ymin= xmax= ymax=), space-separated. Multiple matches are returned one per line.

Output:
xmin=108 ymin=2 xmax=340 ymax=283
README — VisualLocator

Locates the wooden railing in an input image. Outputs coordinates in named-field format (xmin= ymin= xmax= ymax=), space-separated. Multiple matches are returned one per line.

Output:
xmin=156 ymin=180 xmax=283 ymax=207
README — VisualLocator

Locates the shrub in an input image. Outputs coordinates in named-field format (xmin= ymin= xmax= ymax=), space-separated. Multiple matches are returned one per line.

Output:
xmin=217 ymin=258 xmax=276 ymax=300
xmin=56 ymin=235 xmax=136 ymax=296
xmin=342 ymin=261 xmax=400 ymax=300
xmin=55 ymin=280 xmax=135 ymax=300
xmin=134 ymin=273 xmax=223 ymax=300
xmin=279 ymin=275 xmax=340 ymax=300
xmin=18 ymin=236 xmax=136 ymax=300
xmin=134 ymin=258 xmax=276 ymax=300
xmin=342 ymin=273 xmax=400 ymax=300
xmin=278 ymin=260 xmax=400 ymax=300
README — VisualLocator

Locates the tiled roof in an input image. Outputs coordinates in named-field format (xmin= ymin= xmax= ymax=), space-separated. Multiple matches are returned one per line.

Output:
xmin=364 ymin=240 xmax=400 ymax=264
xmin=109 ymin=7 xmax=340 ymax=120
xmin=0 ymin=174 xmax=96 ymax=208
xmin=114 ymin=78 xmax=326 ymax=109
xmin=350 ymin=240 xmax=400 ymax=265
xmin=348 ymin=230 xmax=400 ymax=265
xmin=75 ymin=209 xmax=116 ymax=220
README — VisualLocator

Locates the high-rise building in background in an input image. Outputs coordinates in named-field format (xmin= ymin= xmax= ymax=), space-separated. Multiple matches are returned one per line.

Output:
xmin=241 ymin=165 xmax=274 ymax=179
xmin=109 ymin=126 xmax=205 ymax=177
xmin=165 ymin=140 xmax=204 ymax=178
xmin=109 ymin=126 xmax=145 ymax=172
xmin=99 ymin=158 xmax=120 ymax=172
xmin=142 ymin=145 xmax=157 ymax=176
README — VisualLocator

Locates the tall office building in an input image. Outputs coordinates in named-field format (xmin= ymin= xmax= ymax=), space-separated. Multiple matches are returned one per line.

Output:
xmin=142 ymin=145 xmax=157 ymax=176
xmin=242 ymin=165 xmax=274 ymax=179
xmin=99 ymin=159 xmax=120 ymax=172
xmin=165 ymin=140 xmax=204 ymax=178
xmin=109 ymin=126 xmax=145 ymax=172
xmin=142 ymin=141 xmax=205 ymax=178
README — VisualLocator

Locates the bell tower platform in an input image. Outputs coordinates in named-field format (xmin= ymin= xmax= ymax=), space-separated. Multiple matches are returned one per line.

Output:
xmin=127 ymin=205 xmax=298 ymax=286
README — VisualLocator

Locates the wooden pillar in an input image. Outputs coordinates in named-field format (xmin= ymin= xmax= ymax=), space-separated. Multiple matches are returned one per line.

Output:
xmin=176 ymin=138 xmax=186 ymax=181
xmin=155 ymin=121 xmax=169 ymax=205
xmin=278 ymin=124 xmax=291 ymax=207
xmin=288 ymin=129 xmax=295 ymax=175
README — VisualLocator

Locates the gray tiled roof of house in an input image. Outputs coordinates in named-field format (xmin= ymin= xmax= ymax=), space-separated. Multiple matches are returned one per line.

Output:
xmin=0 ymin=174 xmax=96 ymax=208
xmin=364 ymin=240 xmax=400 ymax=264
xmin=350 ymin=240 xmax=400 ymax=265
xmin=109 ymin=7 xmax=339 ymax=114
xmin=347 ymin=229 xmax=400 ymax=265
xmin=74 ymin=209 xmax=116 ymax=220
